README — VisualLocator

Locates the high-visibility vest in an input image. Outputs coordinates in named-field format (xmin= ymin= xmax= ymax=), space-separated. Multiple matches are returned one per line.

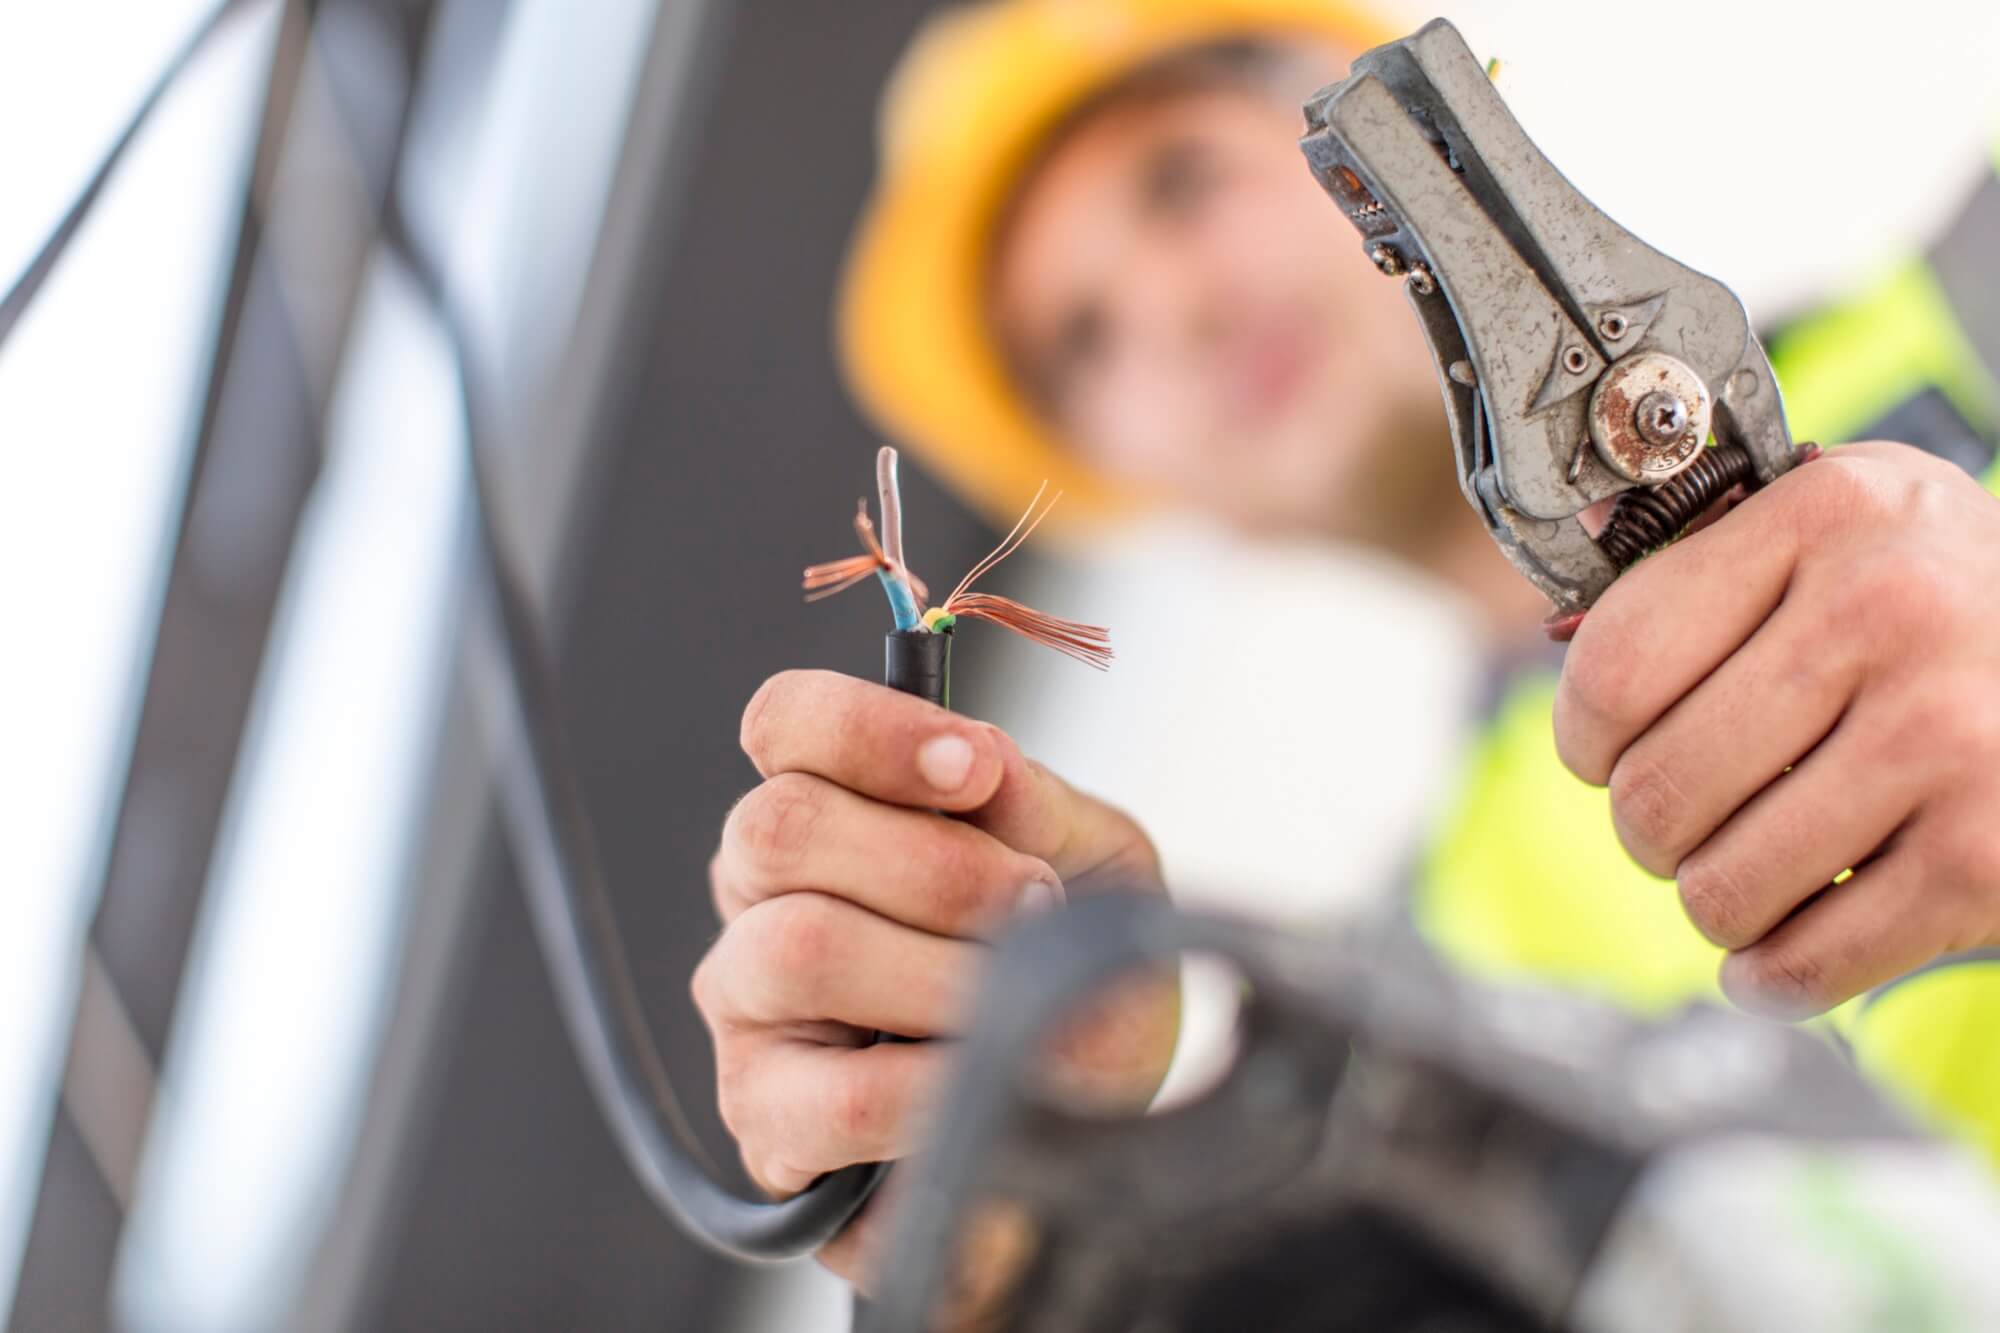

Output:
xmin=1413 ymin=167 xmax=2000 ymax=1161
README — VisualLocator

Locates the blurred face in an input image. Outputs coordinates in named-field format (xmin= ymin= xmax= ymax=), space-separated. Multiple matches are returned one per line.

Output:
xmin=991 ymin=79 xmax=1446 ymax=538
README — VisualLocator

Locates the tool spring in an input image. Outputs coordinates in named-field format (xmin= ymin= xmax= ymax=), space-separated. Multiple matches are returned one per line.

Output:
xmin=1595 ymin=444 xmax=1754 ymax=568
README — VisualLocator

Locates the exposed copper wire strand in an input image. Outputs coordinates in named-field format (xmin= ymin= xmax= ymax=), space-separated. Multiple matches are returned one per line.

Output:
xmin=944 ymin=481 xmax=1055 ymax=608
xmin=935 ymin=484 xmax=1111 ymax=668
xmin=805 ymin=470 xmax=1107 ymax=669
xmin=801 ymin=500 xmax=929 ymax=604
xmin=801 ymin=557 xmax=884 ymax=601
xmin=946 ymin=592 xmax=1113 ymax=669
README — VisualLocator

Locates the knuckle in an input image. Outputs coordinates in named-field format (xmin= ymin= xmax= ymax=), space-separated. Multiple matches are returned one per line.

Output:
xmin=921 ymin=860 xmax=988 ymax=933
xmin=691 ymin=920 xmax=764 ymax=1026
xmin=1894 ymin=683 xmax=1961 ymax=759
xmin=731 ymin=773 xmax=825 ymax=872
xmin=923 ymin=835 xmax=1012 ymax=929
xmin=1774 ymin=628 xmax=1856 ymax=704
xmin=1792 ymin=451 xmax=1878 ymax=526
xmin=824 ymin=1063 xmax=889 ymax=1148
xmin=707 ymin=850 xmax=734 ymax=921
xmin=713 ymin=1059 xmax=754 ymax=1144
xmin=1847 ymin=439 xmax=1931 ymax=470
xmin=717 ymin=1087 xmax=750 ymax=1146
xmin=982 ymin=721 xmax=1024 ymax=768
xmin=738 ymin=673 xmax=788 ymax=761
xmin=1608 ymin=753 xmax=1687 ymax=871
xmin=1677 ymin=856 xmax=1756 ymax=948
xmin=746 ymin=892 xmax=840 ymax=983
xmin=1892 ymin=551 xmax=1957 ymax=629
xmin=1845 ymin=546 xmax=1950 ymax=635
xmin=1954 ymin=703 xmax=2000 ymax=779
xmin=1880 ymin=452 xmax=1963 ymax=521
xmin=1558 ymin=641 xmax=1641 ymax=774
xmin=1935 ymin=822 xmax=2000 ymax=895
xmin=689 ymin=952 xmax=721 ymax=1020
xmin=1741 ymin=941 xmax=1832 ymax=1015
xmin=1956 ymin=687 xmax=2000 ymax=750
xmin=1822 ymin=558 xmax=1883 ymax=625
xmin=1560 ymin=641 xmax=1623 ymax=726
xmin=746 ymin=1146 xmax=802 ymax=1199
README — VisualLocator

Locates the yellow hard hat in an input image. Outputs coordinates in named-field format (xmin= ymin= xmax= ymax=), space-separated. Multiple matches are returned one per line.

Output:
xmin=837 ymin=0 xmax=1392 ymax=531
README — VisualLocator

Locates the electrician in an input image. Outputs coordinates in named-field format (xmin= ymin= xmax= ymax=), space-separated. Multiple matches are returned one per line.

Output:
xmin=693 ymin=0 xmax=2000 ymax=1304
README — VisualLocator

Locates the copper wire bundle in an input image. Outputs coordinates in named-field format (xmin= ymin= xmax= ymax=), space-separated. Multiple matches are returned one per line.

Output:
xmin=938 ymin=592 xmax=1113 ymax=669
xmin=931 ymin=480 xmax=1112 ymax=669
xmin=803 ymin=450 xmax=1112 ymax=669
xmin=802 ymin=502 xmax=929 ymax=604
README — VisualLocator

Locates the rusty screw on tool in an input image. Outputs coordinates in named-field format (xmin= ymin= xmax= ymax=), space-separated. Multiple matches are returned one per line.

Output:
xmin=1635 ymin=390 xmax=1689 ymax=448
xmin=1586 ymin=351 xmax=1712 ymax=485
xmin=1598 ymin=312 xmax=1629 ymax=340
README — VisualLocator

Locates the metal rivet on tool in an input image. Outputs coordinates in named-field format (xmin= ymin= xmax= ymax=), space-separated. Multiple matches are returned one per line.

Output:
xmin=1369 ymin=244 xmax=1406 ymax=277
xmin=1598 ymin=312 xmax=1629 ymax=340
xmin=1448 ymin=360 xmax=1477 ymax=386
xmin=1407 ymin=265 xmax=1436 ymax=296
xmin=1562 ymin=346 xmax=1590 ymax=374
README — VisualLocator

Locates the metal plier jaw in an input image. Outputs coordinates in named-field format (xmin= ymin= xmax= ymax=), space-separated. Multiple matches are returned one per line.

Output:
xmin=1299 ymin=19 xmax=1805 ymax=613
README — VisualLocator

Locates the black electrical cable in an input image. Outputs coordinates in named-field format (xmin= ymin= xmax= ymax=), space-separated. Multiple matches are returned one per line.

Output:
xmin=381 ymin=203 xmax=887 ymax=1259
xmin=884 ymin=626 xmax=951 ymax=709
xmin=4 ymin=3 xmax=881 ymax=1262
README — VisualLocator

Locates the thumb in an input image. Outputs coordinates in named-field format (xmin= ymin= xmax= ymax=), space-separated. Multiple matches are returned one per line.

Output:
xmin=961 ymin=726 xmax=1162 ymax=894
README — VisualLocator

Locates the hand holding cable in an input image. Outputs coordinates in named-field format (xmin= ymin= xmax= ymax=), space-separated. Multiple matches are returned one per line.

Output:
xmin=695 ymin=454 xmax=1176 ymax=1294
xmin=0 ymin=0 xmax=1160 ymax=1277
xmin=698 ymin=672 xmax=1173 ymax=1270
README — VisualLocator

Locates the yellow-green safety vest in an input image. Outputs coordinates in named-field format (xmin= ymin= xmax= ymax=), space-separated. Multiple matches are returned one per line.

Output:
xmin=1413 ymin=166 xmax=2000 ymax=1162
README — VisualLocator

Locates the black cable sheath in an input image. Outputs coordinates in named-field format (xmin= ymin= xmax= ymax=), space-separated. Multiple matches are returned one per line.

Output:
xmin=0 ymin=4 xmax=884 ymax=1263
xmin=385 ymin=202 xmax=886 ymax=1260
xmin=884 ymin=627 xmax=950 ymax=709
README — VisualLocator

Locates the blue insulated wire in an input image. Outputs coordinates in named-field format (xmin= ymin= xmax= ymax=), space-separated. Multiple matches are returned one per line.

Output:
xmin=878 ymin=568 xmax=922 ymax=631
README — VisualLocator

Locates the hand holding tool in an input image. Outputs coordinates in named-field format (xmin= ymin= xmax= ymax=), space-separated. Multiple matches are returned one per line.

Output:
xmin=1299 ymin=19 xmax=1814 ymax=620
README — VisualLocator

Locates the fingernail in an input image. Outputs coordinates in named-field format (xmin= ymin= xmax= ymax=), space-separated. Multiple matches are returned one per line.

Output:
xmin=917 ymin=733 xmax=975 ymax=793
xmin=1017 ymin=881 xmax=1060 ymax=915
